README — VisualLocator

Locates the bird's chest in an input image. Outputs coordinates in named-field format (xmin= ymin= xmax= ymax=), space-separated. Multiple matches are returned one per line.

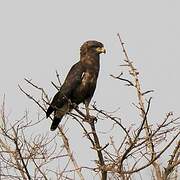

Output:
xmin=71 ymin=71 xmax=98 ymax=104
xmin=81 ymin=71 xmax=96 ymax=87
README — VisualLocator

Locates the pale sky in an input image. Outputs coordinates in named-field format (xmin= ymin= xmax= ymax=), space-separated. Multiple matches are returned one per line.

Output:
xmin=0 ymin=1 xmax=180 ymax=179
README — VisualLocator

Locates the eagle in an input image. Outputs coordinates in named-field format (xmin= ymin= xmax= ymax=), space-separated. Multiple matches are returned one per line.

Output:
xmin=46 ymin=40 xmax=106 ymax=131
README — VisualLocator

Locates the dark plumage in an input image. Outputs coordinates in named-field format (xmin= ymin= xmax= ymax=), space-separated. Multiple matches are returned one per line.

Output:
xmin=46 ymin=40 xmax=106 ymax=131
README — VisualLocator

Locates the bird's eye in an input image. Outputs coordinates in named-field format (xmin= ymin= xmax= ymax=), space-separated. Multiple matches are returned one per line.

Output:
xmin=92 ymin=45 xmax=99 ymax=49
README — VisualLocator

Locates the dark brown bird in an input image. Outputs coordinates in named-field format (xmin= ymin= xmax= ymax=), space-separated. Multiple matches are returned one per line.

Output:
xmin=46 ymin=40 xmax=106 ymax=131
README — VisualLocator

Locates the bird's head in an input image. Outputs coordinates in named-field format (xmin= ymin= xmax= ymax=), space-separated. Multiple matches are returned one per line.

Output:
xmin=80 ymin=40 xmax=106 ymax=56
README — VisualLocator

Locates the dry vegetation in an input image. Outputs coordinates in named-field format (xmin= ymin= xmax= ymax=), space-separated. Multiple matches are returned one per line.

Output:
xmin=0 ymin=35 xmax=179 ymax=180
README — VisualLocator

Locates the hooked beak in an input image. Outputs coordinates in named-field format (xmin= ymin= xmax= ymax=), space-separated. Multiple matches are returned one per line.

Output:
xmin=96 ymin=47 xmax=106 ymax=54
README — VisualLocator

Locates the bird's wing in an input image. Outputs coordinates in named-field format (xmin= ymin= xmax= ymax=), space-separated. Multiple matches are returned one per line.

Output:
xmin=46 ymin=62 xmax=83 ymax=117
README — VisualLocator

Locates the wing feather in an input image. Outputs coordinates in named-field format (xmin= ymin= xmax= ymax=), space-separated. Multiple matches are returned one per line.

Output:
xmin=46 ymin=62 xmax=83 ymax=117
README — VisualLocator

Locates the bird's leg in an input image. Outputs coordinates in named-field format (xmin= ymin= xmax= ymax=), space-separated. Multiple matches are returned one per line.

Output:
xmin=85 ymin=100 xmax=90 ymax=118
xmin=84 ymin=100 xmax=97 ymax=123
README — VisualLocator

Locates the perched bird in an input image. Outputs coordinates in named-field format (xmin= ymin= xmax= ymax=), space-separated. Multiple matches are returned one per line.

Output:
xmin=46 ymin=40 xmax=106 ymax=131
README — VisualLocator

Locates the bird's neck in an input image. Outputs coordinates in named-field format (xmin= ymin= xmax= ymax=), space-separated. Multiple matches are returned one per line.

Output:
xmin=80 ymin=54 xmax=100 ymax=66
xmin=80 ymin=54 xmax=100 ymax=71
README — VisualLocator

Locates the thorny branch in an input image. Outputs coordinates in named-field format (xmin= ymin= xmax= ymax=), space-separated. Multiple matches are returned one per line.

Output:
xmin=69 ymin=110 xmax=107 ymax=179
xmin=18 ymin=79 xmax=85 ymax=180
xmin=118 ymin=97 xmax=152 ymax=170
xmin=117 ymin=33 xmax=162 ymax=179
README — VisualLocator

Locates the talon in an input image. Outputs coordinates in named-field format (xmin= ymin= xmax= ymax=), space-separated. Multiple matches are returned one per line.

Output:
xmin=90 ymin=115 xmax=97 ymax=122
xmin=84 ymin=115 xmax=97 ymax=123
xmin=72 ymin=103 xmax=78 ymax=109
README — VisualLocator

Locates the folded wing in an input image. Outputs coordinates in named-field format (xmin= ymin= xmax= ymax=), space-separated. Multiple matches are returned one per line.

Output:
xmin=46 ymin=62 xmax=84 ymax=119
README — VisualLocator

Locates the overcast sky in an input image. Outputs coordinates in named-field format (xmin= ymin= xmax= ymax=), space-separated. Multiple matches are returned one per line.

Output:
xmin=0 ymin=0 xmax=180 ymax=179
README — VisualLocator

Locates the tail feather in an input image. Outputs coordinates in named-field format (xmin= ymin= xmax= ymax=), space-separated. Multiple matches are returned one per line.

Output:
xmin=50 ymin=116 xmax=63 ymax=131
xmin=46 ymin=106 xmax=54 ymax=118
xmin=49 ymin=103 xmax=71 ymax=131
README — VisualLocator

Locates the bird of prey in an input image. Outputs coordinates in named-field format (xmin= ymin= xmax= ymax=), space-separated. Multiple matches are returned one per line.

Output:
xmin=46 ymin=40 xmax=106 ymax=131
